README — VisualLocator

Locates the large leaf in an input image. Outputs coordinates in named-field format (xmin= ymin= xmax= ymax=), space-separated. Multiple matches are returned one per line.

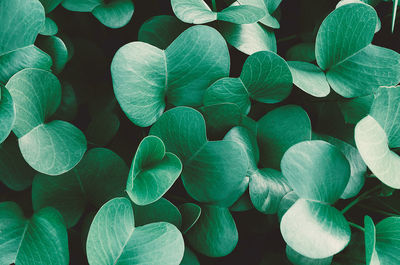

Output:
xmin=355 ymin=115 xmax=400 ymax=189
xmin=0 ymin=0 xmax=51 ymax=83
xmin=280 ymin=199 xmax=351 ymax=259
xmin=257 ymin=105 xmax=312 ymax=169
xmin=62 ymin=0 xmax=134 ymax=28
xmin=204 ymin=51 xmax=292 ymax=114
xmin=150 ymin=107 xmax=248 ymax=206
xmin=364 ymin=216 xmax=400 ymax=264
xmin=171 ymin=0 xmax=265 ymax=24
xmin=316 ymin=3 xmax=400 ymax=97
xmin=127 ymin=136 xmax=182 ymax=205
xmin=6 ymin=68 xmax=86 ymax=175
xmin=111 ymin=25 xmax=230 ymax=127
xmin=32 ymin=148 xmax=128 ymax=227
xmin=0 ymin=85 xmax=15 ymax=144
xmin=0 ymin=201 xmax=69 ymax=265
xmin=86 ymin=197 xmax=185 ymax=265
xmin=185 ymin=205 xmax=238 ymax=257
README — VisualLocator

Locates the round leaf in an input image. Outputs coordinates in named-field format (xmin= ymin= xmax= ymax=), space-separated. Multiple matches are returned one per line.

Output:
xmin=39 ymin=17 xmax=58 ymax=36
xmin=86 ymin=197 xmax=185 ymax=265
xmin=37 ymin=36 xmax=68 ymax=73
xmin=127 ymin=136 xmax=182 ymax=205
xmin=111 ymin=25 xmax=230 ymax=127
xmin=185 ymin=205 xmax=238 ymax=257
xmin=92 ymin=0 xmax=134 ymax=29
xmin=281 ymin=140 xmax=350 ymax=204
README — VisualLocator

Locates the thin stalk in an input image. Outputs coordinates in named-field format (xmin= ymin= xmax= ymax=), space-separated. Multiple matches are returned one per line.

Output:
xmin=341 ymin=186 xmax=381 ymax=214
xmin=375 ymin=198 xmax=400 ymax=215
xmin=211 ymin=0 xmax=217 ymax=11
xmin=357 ymin=203 xmax=399 ymax=217
xmin=349 ymin=221 xmax=365 ymax=232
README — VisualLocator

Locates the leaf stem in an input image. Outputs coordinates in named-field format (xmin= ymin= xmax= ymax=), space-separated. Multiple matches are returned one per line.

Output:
xmin=357 ymin=203 xmax=399 ymax=217
xmin=211 ymin=0 xmax=217 ymax=11
xmin=341 ymin=186 xmax=381 ymax=214
xmin=348 ymin=221 xmax=365 ymax=232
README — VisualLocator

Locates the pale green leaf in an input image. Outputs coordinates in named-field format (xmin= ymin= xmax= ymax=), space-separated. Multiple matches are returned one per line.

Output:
xmin=92 ymin=0 xmax=134 ymax=28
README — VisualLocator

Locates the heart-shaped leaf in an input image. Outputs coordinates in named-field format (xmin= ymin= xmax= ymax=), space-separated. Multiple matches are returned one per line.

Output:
xmin=0 ymin=85 xmax=15 ymax=144
xmin=0 ymin=136 xmax=35 ymax=191
xmin=179 ymin=203 xmax=201 ymax=234
xmin=316 ymin=3 xmax=400 ymax=97
xmin=138 ymin=15 xmax=188 ymax=49
xmin=86 ymin=197 xmax=185 ymax=265
xmin=280 ymin=140 xmax=351 ymax=258
xmin=32 ymin=148 xmax=128 ymax=227
xmin=133 ymin=198 xmax=182 ymax=228
xmin=237 ymin=0 xmax=282 ymax=28
xmin=0 ymin=0 xmax=52 ymax=83
xmin=185 ymin=205 xmax=238 ymax=257
xmin=288 ymin=61 xmax=330 ymax=97
xmin=257 ymin=105 xmax=312 ymax=169
xmin=355 ymin=115 xmax=400 ymax=188
xmin=171 ymin=0 xmax=266 ymax=24
xmin=6 ymin=68 xmax=86 ymax=175
xmin=127 ymin=136 xmax=182 ymax=205
xmin=62 ymin=0 xmax=134 ymax=28
xmin=0 ymin=201 xmax=69 ymax=265
xmin=204 ymin=51 xmax=292 ymax=114
xmin=150 ymin=107 xmax=248 ymax=206
xmin=112 ymin=25 xmax=230 ymax=127
xmin=364 ymin=216 xmax=400 ymax=264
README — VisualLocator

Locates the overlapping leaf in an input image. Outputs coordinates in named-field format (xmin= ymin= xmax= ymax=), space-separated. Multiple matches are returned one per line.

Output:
xmin=6 ymin=68 xmax=86 ymax=175
xmin=133 ymin=198 xmax=182 ymax=228
xmin=0 ymin=202 xmax=69 ymax=265
xmin=86 ymin=197 xmax=185 ymax=265
xmin=280 ymin=140 xmax=351 ymax=259
xmin=0 ymin=85 xmax=15 ymax=144
xmin=32 ymin=148 xmax=128 ymax=227
xmin=150 ymin=107 xmax=248 ymax=206
xmin=237 ymin=0 xmax=282 ymax=28
xmin=127 ymin=136 xmax=182 ymax=205
xmin=112 ymin=25 xmax=230 ymax=127
xmin=62 ymin=0 xmax=134 ymax=28
xmin=204 ymin=51 xmax=292 ymax=114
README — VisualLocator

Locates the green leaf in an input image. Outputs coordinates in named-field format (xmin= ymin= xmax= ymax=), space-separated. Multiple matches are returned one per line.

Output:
xmin=316 ymin=3 xmax=400 ymax=97
xmin=218 ymin=20 xmax=277 ymax=55
xmin=288 ymin=61 xmax=330 ymax=97
xmin=392 ymin=0 xmax=398 ymax=32
xmin=86 ymin=197 xmax=185 ymax=265
xmin=6 ymin=68 xmax=86 ymax=175
xmin=133 ymin=198 xmax=182 ymax=228
xmin=0 ymin=85 xmax=15 ymax=144
xmin=0 ymin=201 xmax=69 ymax=265
xmin=62 ymin=0 xmax=134 ymax=28
xmin=37 ymin=36 xmax=68 ymax=73
xmin=39 ymin=17 xmax=58 ymax=36
xmin=150 ymin=107 xmax=248 ymax=206
xmin=39 ymin=0 xmax=63 ymax=13
xmin=277 ymin=191 xmax=298 ymax=221
xmin=185 ymin=205 xmax=238 ymax=257
xmin=338 ymin=94 xmax=374 ymax=124
xmin=257 ymin=105 xmax=312 ymax=169
xmin=85 ymin=111 xmax=120 ymax=146
xmin=249 ymin=168 xmax=291 ymax=214
xmin=286 ymin=245 xmax=333 ymax=265
xmin=237 ymin=0 xmax=282 ymax=28
xmin=171 ymin=0 xmax=266 ymax=24
xmin=0 ymin=0 xmax=51 ymax=83
xmin=370 ymin=86 xmax=400 ymax=148
xmin=280 ymin=198 xmax=351 ymax=259
xmin=204 ymin=51 xmax=292 ymax=114
xmin=286 ymin=42 xmax=315 ymax=62
xmin=32 ymin=148 xmax=128 ymax=227
xmin=364 ymin=216 xmax=400 ymax=264
xmin=281 ymin=140 xmax=350 ymax=203
xmin=127 ymin=136 xmax=182 ymax=205
xmin=138 ymin=15 xmax=188 ymax=49
xmin=53 ymin=82 xmax=78 ymax=122
xmin=355 ymin=115 xmax=400 ymax=189
xmin=0 ymin=136 xmax=35 ymax=191
xmin=178 ymin=203 xmax=201 ymax=234
xmin=111 ymin=25 xmax=230 ymax=127
xmin=180 ymin=247 xmax=200 ymax=265
xmin=313 ymin=134 xmax=366 ymax=199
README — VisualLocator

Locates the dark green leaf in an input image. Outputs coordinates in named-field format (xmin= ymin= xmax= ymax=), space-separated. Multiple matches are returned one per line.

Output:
xmin=179 ymin=203 xmax=201 ymax=234
xmin=0 ymin=85 xmax=15 ymax=144
xmin=133 ymin=198 xmax=182 ymax=228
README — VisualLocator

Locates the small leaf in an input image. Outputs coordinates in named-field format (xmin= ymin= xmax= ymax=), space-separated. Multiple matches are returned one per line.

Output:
xmin=127 ymin=136 xmax=182 ymax=205
xmin=0 ymin=201 xmax=69 ymax=265
xmin=39 ymin=17 xmax=58 ymax=36
xmin=92 ymin=0 xmax=134 ymax=29
xmin=150 ymin=107 xmax=248 ymax=206
xmin=37 ymin=36 xmax=68 ymax=73
xmin=0 ymin=85 xmax=15 ymax=144
xmin=237 ymin=0 xmax=282 ymax=28
xmin=185 ymin=205 xmax=238 ymax=257
xmin=179 ymin=203 xmax=201 ymax=234
xmin=86 ymin=197 xmax=185 ymax=265
xmin=112 ymin=25 xmax=230 ymax=127
xmin=257 ymin=105 xmax=312 ymax=169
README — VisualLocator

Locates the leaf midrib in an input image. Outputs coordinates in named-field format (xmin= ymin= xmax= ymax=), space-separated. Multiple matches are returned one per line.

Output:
xmin=14 ymin=220 xmax=29 ymax=263
xmin=112 ymin=227 xmax=135 ymax=265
